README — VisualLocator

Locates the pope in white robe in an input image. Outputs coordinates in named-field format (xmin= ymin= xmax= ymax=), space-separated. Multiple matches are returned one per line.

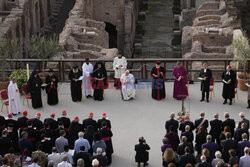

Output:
xmin=120 ymin=70 xmax=136 ymax=101
xmin=8 ymin=78 xmax=21 ymax=115
xmin=82 ymin=58 xmax=93 ymax=97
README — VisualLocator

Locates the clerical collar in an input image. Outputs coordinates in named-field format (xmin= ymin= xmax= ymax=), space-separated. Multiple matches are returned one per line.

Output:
xmin=226 ymin=71 xmax=230 ymax=75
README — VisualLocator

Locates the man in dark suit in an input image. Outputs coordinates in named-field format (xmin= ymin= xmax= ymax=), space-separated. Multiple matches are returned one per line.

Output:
xmin=179 ymin=115 xmax=194 ymax=132
xmin=235 ymin=123 xmax=249 ymax=142
xmin=177 ymin=136 xmax=194 ymax=156
xmin=17 ymin=110 xmax=29 ymax=136
xmin=44 ymin=113 xmax=58 ymax=131
xmin=74 ymin=146 xmax=91 ymax=167
xmin=57 ymin=110 xmax=71 ymax=131
xmin=202 ymin=135 xmax=218 ymax=159
xmin=24 ymin=119 xmax=38 ymax=149
xmin=238 ymin=133 xmax=250 ymax=157
xmin=97 ymin=113 xmax=111 ymax=130
xmin=0 ymin=130 xmax=12 ymax=156
xmin=179 ymin=146 xmax=196 ymax=167
xmin=19 ymin=131 xmax=33 ymax=155
xmin=209 ymin=113 xmax=222 ymax=144
xmin=195 ymin=112 xmax=208 ymax=132
xmin=165 ymin=112 xmax=179 ymax=133
xmin=222 ymin=112 xmax=235 ymax=137
xmin=181 ymin=125 xmax=194 ymax=143
xmin=238 ymin=112 xmax=249 ymax=130
xmin=82 ymin=112 xmax=98 ymax=131
xmin=221 ymin=132 xmax=237 ymax=163
xmin=5 ymin=113 xmax=18 ymax=133
xmin=199 ymin=63 xmax=212 ymax=102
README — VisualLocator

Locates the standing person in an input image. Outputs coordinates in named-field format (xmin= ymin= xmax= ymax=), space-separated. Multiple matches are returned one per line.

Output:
xmin=69 ymin=64 xmax=82 ymax=102
xmin=45 ymin=69 xmax=59 ymax=105
xmin=0 ymin=130 xmax=12 ymax=156
xmin=74 ymin=132 xmax=90 ymax=153
xmin=238 ymin=112 xmax=249 ymax=130
xmin=135 ymin=137 xmax=150 ymax=167
xmin=99 ymin=122 xmax=113 ymax=165
xmin=8 ymin=77 xmax=21 ymax=115
xmin=173 ymin=61 xmax=188 ymax=100
xmin=239 ymin=147 xmax=250 ymax=167
xmin=120 ymin=70 xmax=136 ymax=100
xmin=195 ymin=112 xmax=209 ymax=132
xmin=68 ymin=120 xmax=83 ymax=149
xmin=55 ymin=130 xmax=68 ymax=153
xmin=113 ymin=51 xmax=127 ymax=89
xmin=27 ymin=70 xmax=43 ymax=109
xmin=151 ymin=60 xmax=166 ymax=100
xmin=209 ymin=114 xmax=222 ymax=144
xmin=199 ymin=63 xmax=212 ymax=102
xmin=97 ymin=113 xmax=111 ymax=130
xmin=82 ymin=112 xmax=98 ymax=131
xmin=57 ymin=110 xmax=71 ymax=132
xmin=91 ymin=61 xmax=108 ymax=101
xmin=82 ymin=58 xmax=93 ymax=98
xmin=17 ymin=110 xmax=29 ymax=136
xmin=44 ymin=113 xmax=58 ymax=131
xmin=32 ymin=113 xmax=44 ymax=132
xmin=165 ymin=113 xmax=178 ymax=133
xmin=221 ymin=65 xmax=236 ymax=105
xmin=165 ymin=126 xmax=180 ymax=151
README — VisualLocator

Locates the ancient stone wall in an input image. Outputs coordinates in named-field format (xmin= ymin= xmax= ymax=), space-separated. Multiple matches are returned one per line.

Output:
xmin=0 ymin=0 xmax=55 ymax=57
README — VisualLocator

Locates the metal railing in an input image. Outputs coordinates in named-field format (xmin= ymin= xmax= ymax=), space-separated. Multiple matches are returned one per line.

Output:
xmin=2 ymin=58 xmax=250 ymax=81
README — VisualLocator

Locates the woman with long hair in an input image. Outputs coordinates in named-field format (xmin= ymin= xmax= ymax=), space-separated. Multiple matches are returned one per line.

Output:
xmin=163 ymin=148 xmax=178 ymax=167
xmin=195 ymin=126 xmax=208 ymax=154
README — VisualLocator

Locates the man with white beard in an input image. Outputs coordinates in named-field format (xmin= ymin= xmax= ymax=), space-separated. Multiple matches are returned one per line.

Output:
xmin=120 ymin=70 xmax=135 ymax=101
xmin=82 ymin=58 xmax=93 ymax=98
xmin=8 ymin=77 xmax=21 ymax=115
xmin=113 ymin=51 xmax=127 ymax=89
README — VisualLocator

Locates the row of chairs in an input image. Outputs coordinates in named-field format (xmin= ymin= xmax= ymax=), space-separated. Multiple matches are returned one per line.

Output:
xmin=0 ymin=84 xmax=31 ymax=113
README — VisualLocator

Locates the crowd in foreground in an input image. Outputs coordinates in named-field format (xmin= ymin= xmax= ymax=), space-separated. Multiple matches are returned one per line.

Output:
xmin=0 ymin=110 xmax=113 ymax=167
xmin=134 ymin=111 xmax=250 ymax=167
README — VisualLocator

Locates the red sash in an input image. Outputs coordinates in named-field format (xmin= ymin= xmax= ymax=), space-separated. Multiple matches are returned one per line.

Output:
xmin=102 ymin=137 xmax=111 ymax=141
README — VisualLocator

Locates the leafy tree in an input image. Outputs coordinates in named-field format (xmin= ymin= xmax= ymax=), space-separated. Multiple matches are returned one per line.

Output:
xmin=232 ymin=32 xmax=250 ymax=79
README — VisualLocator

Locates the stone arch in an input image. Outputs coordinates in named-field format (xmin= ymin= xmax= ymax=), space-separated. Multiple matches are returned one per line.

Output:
xmin=105 ymin=22 xmax=117 ymax=48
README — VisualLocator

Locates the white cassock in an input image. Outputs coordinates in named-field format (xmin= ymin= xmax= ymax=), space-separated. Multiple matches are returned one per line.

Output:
xmin=8 ymin=81 xmax=21 ymax=114
xmin=120 ymin=73 xmax=136 ymax=100
xmin=113 ymin=56 xmax=127 ymax=79
xmin=82 ymin=63 xmax=93 ymax=96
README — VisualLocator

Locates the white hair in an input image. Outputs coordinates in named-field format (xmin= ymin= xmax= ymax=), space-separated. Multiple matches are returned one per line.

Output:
xmin=239 ymin=112 xmax=245 ymax=117
xmin=215 ymin=151 xmax=222 ymax=158
xmin=78 ymin=132 xmax=84 ymax=137
xmin=97 ymin=147 xmax=102 ymax=154
xmin=92 ymin=159 xmax=99 ymax=166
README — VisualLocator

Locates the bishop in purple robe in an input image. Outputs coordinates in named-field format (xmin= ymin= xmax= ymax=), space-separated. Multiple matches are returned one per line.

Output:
xmin=173 ymin=62 xmax=188 ymax=100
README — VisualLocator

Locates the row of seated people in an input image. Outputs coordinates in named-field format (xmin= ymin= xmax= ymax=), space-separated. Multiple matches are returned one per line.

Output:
xmin=0 ymin=111 xmax=113 ymax=167
xmin=159 ymin=112 xmax=250 ymax=167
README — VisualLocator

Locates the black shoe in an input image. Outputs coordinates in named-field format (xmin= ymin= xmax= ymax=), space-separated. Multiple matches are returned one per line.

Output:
xmin=247 ymin=106 xmax=250 ymax=109
xmin=200 ymin=99 xmax=204 ymax=102
xmin=223 ymin=101 xmax=227 ymax=104
xmin=144 ymin=162 xmax=148 ymax=166
xmin=207 ymin=99 xmax=209 ymax=103
xmin=229 ymin=101 xmax=232 ymax=105
xmin=88 ymin=95 xmax=93 ymax=98
xmin=86 ymin=96 xmax=89 ymax=99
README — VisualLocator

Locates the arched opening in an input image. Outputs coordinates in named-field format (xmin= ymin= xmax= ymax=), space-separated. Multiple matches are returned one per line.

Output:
xmin=105 ymin=22 xmax=117 ymax=48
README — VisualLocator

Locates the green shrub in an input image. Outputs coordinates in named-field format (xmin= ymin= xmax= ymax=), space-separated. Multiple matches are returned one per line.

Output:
xmin=10 ymin=69 xmax=31 ymax=91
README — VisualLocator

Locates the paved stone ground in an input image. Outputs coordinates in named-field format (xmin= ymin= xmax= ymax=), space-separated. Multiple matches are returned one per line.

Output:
xmin=1 ymin=82 xmax=249 ymax=167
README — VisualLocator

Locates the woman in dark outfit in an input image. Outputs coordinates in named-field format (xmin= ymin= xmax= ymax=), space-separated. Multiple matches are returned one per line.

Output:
xmin=45 ymin=69 xmax=58 ymax=105
xmin=91 ymin=61 xmax=108 ymax=101
xmin=151 ymin=60 xmax=166 ymax=100
xmin=27 ymin=70 xmax=43 ymax=108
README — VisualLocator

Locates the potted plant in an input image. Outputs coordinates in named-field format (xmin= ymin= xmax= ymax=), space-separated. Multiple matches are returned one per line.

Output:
xmin=232 ymin=31 xmax=250 ymax=91
xmin=28 ymin=34 xmax=62 ymax=82
xmin=0 ymin=36 xmax=20 ymax=90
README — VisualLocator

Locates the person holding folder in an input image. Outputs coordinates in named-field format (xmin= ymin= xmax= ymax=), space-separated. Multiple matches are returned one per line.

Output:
xmin=199 ymin=63 xmax=212 ymax=102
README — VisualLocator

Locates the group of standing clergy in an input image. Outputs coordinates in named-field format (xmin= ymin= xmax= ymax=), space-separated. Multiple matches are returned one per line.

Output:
xmin=6 ymin=51 xmax=246 ymax=114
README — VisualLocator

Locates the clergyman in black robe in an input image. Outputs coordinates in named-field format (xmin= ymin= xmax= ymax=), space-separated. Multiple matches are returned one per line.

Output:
xmin=221 ymin=65 xmax=236 ymax=105
xmin=91 ymin=61 xmax=108 ymax=101
xmin=151 ymin=60 xmax=166 ymax=100
xmin=45 ymin=69 xmax=58 ymax=105
xmin=69 ymin=65 xmax=82 ymax=102
xmin=27 ymin=70 xmax=43 ymax=109
xmin=199 ymin=63 xmax=212 ymax=102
